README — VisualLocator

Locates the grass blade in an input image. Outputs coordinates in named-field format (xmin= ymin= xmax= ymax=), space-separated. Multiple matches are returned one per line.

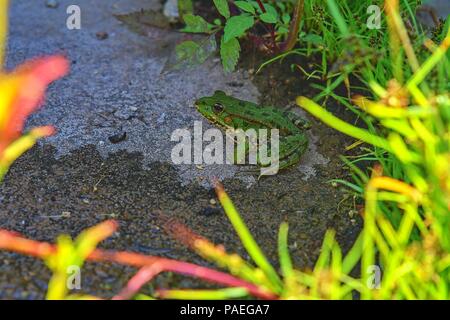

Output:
xmin=215 ymin=181 xmax=283 ymax=293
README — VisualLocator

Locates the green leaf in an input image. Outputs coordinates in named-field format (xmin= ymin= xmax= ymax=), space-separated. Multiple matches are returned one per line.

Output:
xmin=213 ymin=0 xmax=230 ymax=19
xmin=163 ymin=35 xmax=217 ymax=72
xmin=249 ymin=0 xmax=262 ymax=12
xmin=223 ymin=14 xmax=254 ymax=42
xmin=260 ymin=12 xmax=277 ymax=24
xmin=276 ymin=2 xmax=285 ymax=12
xmin=261 ymin=3 xmax=278 ymax=23
xmin=220 ymin=37 xmax=241 ymax=72
xmin=175 ymin=37 xmax=216 ymax=64
xmin=234 ymin=1 xmax=255 ymax=14
xmin=176 ymin=41 xmax=200 ymax=60
xmin=178 ymin=0 xmax=193 ymax=17
xmin=303 ymin=33 xmax=323 ymax=45
xmin=181 ymin=14 xmax=213 ymax=33
xmin=282 ymin=13 xmax=291 ymax=24
xmin=277 ymin=26 xmax=289 ymax=35
xmin=264 ymin=3 xmax=278 ymax=17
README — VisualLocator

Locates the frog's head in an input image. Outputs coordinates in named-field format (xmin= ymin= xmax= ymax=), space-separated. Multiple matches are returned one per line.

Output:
xmin=195 ymin=90 xmax=230 ymax=123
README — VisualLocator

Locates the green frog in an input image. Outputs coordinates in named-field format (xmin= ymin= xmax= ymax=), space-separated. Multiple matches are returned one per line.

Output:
xmin=195 ymin=90 xmax=310 ymax=174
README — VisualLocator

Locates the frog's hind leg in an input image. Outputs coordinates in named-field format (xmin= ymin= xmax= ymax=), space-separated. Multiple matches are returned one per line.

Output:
xmin=225 ymin=130 xmax=259 ymax=166
xmin=278 ymin=143 xmax=307 ymax=169
xmin=274 ymin=134 xmax=308 ymax=166
xmin=258 ymin=134 xmax=308 ymax=178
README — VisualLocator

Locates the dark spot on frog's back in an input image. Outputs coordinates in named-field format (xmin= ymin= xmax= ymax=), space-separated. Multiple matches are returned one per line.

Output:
xmin=279 ymin=128 xmax=290 ymax=136
xmin=238 ymin=101 xmax=246 ymax=107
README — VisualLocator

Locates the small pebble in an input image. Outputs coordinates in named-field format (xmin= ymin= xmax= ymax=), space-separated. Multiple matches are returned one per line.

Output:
xmin=61 ymin=211 xmax=71 ymax=218
xmin=45 ymin=0 xmax=59 ymax=8
xmin=96 ymin=31 xmax=109 ymax=40
xmin=82 ymin=198 xmax=90 ymax=204
xmin=108 ymin=131 xmax=127 ymax=144
xmin=289 ymin=241 xmax=298 ymax=250
xmin=114 ymin=108 xmax=135 ymax=120
xmin=209 ymin=198 xmax=217 ymax=205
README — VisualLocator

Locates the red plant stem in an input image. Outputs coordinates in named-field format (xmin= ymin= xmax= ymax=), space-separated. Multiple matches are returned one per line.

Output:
xmin=254 ymin=0 xmax=266 ymax=13
xmin=112 ymin=261 xmax=275 ymax=300
xmin=0 ymin=230 xmax=277 ymax=300
xmin=93 ymin=251 xmax=276 ymax=299
xmin=254 ymin=0 xmax=279 ymax=52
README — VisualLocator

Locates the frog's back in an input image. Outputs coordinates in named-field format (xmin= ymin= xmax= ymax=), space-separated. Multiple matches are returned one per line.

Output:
xmin=198 ymin=91 xmax=309 ymax=134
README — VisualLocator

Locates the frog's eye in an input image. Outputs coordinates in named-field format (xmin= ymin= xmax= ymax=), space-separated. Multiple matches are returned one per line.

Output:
xmin=213 ymin=103 xmax=224 ymax=114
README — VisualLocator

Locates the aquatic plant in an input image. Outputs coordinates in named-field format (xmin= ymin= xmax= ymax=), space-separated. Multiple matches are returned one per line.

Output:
xmin=0 ymin=0 xmax=69 ymax=181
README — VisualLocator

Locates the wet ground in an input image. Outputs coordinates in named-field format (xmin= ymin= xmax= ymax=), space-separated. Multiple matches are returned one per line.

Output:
xmin=0 ymin=0 xmax=361 ymax=299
